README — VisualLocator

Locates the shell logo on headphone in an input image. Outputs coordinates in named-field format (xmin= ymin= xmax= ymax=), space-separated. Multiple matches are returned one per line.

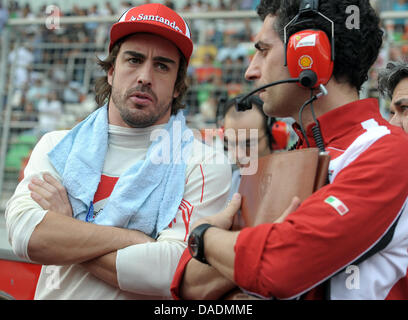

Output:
xmin=299 ymin=55 xmax=314 ymax=69
xmin=284 ymin=0 xmax=335 ymax=89
xmin=287 ymin=30 xmax=333 ymax=88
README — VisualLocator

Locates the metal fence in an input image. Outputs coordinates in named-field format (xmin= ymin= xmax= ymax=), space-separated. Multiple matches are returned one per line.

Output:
xmin=0 ymin=9 xmax=407 ymax=211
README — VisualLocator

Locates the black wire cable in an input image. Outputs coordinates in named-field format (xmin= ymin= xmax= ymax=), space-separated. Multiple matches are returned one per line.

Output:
xmin=236 ymin=79 xmax=327 ymax=151
xmin=298 ymin=93 xmax=319 ymax=148
xmin=239 ymin=78 xmax=300 ymax=101
xmin=309 ymin=90 xmax=326 ymax=152
xmin=236 ymin=78 xmax=300 ymax=111
xmin=298 ymin=87 xmax=327 ymax=151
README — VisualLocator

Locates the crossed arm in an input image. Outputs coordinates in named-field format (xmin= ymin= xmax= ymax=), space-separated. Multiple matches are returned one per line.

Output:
xmin=27 ymin=173 xmax=154 ymax=287
xmin=27 ymin=172 xmax=300 ymax=297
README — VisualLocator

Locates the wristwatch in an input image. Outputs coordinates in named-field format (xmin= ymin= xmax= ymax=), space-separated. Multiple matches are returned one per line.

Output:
xmin=188 ymin=223 xmax=213 ymax=265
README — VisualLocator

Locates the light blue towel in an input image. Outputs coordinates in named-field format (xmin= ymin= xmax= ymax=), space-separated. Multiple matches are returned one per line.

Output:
xmin=48 ymin=104 xmax=194 ymax=239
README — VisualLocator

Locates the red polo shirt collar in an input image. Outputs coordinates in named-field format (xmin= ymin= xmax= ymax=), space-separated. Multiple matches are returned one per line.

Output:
xmin=292 ymin=98 xmax=382 ymax=149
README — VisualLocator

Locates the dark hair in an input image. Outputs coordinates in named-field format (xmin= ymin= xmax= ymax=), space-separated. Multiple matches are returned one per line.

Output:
xmin=256 ymin=0 xmax=383 ymax=91
xmin=378 ymin=61 xmax=408 ymax=100
xmin=221 ymin=95 xmax=275 ymax=151
xmin=94 ymin=36 xmax=189 ymax=115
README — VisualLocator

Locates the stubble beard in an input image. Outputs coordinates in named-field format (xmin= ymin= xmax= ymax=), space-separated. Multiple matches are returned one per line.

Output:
xmin=111 ymin=83 xmax=172 ymax=128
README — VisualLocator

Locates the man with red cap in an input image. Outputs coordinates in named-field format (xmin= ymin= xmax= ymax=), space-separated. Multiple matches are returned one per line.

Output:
xmin=6 ymin=3 xmax=231 ymax=300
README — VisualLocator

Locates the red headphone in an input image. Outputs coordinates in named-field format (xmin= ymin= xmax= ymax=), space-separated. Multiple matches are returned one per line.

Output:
xmin=284 ymin=0 xmax=335 ymax=89
xmin=270 ymin=120 xmax=290 ymax=150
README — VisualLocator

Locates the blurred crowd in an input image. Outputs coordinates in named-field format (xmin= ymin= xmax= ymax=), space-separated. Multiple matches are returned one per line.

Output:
xmin=0 ymin=1 xmax=262 ymax=133
xmin=0 ymin=0 xmax=407 ymax=135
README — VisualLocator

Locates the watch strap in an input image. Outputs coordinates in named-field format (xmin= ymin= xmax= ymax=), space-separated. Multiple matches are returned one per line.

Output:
xmin=189 ymin=223 xmax=214 ymax=264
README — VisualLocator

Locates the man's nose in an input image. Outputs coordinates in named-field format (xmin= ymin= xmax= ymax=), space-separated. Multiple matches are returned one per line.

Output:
xmin=245 ymin=56 xmax=261 ymax=81
xmin=389 ymin=113 xmax=402 ymax=128
xmin=137 ymin=63 xmax=153 ymax=86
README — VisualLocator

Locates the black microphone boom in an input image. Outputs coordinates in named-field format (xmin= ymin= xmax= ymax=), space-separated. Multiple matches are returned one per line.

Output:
xmin=236 ymin=78 xmax=300 ymax=111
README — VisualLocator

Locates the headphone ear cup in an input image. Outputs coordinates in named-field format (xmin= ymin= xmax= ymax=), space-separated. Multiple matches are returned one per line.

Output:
xmin=286 ymin=30 xmax=333 ymax=88
xmin=299 ymin=69 xmax=318 ymax=88
xmin=271 ymin=121 xmax=290 ymax=150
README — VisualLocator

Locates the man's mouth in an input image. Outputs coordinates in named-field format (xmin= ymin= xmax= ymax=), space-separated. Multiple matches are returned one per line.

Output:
xmin=128 ymin=92 xmax=154 ymax=105
xmin=258 ymin=89 xmax=266 ymax=100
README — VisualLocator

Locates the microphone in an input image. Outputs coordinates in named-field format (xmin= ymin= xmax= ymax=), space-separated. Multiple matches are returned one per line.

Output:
xmin=236 ymin=70 xmax=319 ymax=112
xmin=236 ymin=78 xmax=300 ymax=111
xmin=236 ymin=76 xmax=329 ymax=152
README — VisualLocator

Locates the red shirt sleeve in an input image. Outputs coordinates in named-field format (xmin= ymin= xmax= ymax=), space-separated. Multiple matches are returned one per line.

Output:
xmin=170 ymin=248 xmax=192 ymax=300
xmin=234 ymin=135 xmax=408 ymax=299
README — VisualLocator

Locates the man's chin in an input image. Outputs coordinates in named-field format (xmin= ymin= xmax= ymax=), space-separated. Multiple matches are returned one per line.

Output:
xmin=120 ymin=109 xmax=157 ymax=128
xmin=123 ymin=116 xmax=157 ymax=128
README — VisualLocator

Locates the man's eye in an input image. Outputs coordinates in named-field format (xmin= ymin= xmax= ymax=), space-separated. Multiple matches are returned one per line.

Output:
xmin=156 ymin=63 xmax=169 ymax=71
xmin=257 ymin=47 xmax=268 ymax=55
xmin=128 ymin=58 xmax=141 ymax=64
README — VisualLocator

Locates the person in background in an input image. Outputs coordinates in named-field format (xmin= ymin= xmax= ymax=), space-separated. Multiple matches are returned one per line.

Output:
xmin=378 ymin=61 xmax=408 ymax=133
xmin=220 ymin=94 xmax=288 ymax=199
xmin=37 ymin=90 xmax=63 ymax=135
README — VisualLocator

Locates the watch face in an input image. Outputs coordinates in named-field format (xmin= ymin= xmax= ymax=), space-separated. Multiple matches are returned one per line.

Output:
xmin=188 ymin=234 xmax=199 ymax=257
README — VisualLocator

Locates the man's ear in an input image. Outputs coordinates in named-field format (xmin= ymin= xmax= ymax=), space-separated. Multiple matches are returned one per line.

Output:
xmin=107 ymin=66 xmax=114 ymax=86
xmin=173 ymin=88 xmax=180 ymax=99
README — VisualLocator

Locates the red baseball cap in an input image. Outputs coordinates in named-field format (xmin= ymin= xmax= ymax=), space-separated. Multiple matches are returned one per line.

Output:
xmin=109 ymin=3 xmax=193 ymax=63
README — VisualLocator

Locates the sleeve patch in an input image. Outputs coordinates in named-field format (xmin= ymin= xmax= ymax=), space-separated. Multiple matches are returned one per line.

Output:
xmin=324 ymin=196 xmax=349 ymax=216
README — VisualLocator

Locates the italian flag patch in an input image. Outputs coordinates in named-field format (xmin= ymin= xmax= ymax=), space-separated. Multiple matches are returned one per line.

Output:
xmin=324 ymin=196 xmax=349 ymax=216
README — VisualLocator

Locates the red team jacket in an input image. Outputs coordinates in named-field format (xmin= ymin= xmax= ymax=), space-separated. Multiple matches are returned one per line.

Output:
xmin=171 ymin=99 xmax=408 ymax=300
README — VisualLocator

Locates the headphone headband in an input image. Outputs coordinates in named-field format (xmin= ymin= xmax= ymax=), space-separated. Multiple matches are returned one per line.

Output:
xmin=299 ymin=0 xmax=319 ymax=14
xmin=284 ymin=0 xmax=335 ymax=64
xmin=283 ymin=0 xmax=335 ymax=88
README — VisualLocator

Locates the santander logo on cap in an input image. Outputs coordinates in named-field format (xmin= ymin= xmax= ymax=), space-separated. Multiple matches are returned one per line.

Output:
xmin=109 ymin=3 xmax=193 ymax=62
xmin=119 ymin=10 xmax=191 ymax=39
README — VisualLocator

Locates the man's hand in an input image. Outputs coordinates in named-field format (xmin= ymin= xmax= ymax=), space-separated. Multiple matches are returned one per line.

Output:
xmin=275 ymin=196 xmax=301 ymax=223
xmin=28 ymin=172 xmax=73 ymax=217
xmin=191 ymin=193 xmax=301 ymax=232
xmin=192 ymin=193 xmax=242 ymax=231
xmin=180 ymin=195 xmax=302 ymax=299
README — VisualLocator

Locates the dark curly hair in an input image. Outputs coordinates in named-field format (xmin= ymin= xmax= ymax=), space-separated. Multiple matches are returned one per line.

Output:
xmin=256 ymin=0 xmax=384 ymax=91
xmin=378 ymin=61 xmax=408 ymax=100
